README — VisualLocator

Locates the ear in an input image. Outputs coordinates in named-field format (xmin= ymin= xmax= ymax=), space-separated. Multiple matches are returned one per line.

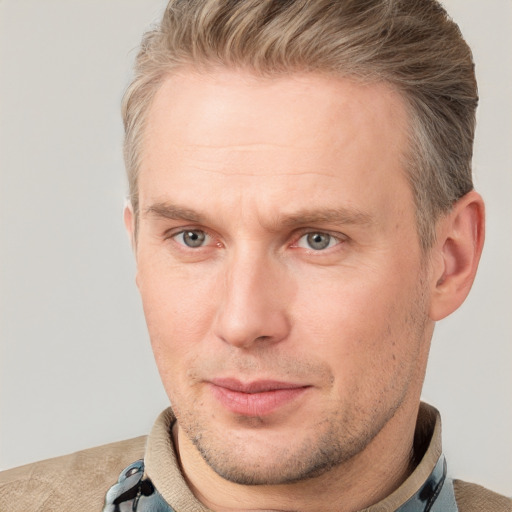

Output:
xmin=123 ymin=200 xmax=136 ymax=251
xmin=429 ymin=190 xmax=485 ymax=321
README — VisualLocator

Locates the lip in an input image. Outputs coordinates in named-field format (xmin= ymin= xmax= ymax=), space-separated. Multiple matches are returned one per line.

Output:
xmin=208 ymin=378 xmax=311 ymax=416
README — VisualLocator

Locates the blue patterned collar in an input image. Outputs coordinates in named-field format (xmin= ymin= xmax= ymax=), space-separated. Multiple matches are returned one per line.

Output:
xmin=393 ymin=455 xmax=458 ymax=512
xmin=103 ymin=454 xmax=458 ymax=512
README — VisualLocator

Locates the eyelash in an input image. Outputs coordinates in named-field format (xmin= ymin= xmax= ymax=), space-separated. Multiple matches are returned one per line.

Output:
xmin=165 ymin=227 xmax=347 ymax=253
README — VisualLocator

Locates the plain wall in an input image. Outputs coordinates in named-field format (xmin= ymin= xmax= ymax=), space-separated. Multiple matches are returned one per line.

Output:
xmin=1 ymin=0 xmax=511 ymax=496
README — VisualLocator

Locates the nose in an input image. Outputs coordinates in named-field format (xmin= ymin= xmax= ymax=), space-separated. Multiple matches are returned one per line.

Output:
xmin=213 ymin=250 xmax=291 ymax=350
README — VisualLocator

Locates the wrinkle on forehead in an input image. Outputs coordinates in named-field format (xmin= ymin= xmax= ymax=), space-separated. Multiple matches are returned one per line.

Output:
xmin=178 ymin=143 xmax=304 ymax=151
xmin=154 ymin=143 xmax=347 ymax=179
xmin=161 ymin=167 xmax=342 ymax=179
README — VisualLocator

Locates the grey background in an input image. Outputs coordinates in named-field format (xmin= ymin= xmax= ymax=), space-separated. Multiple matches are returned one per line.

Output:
xmin=1 ymin=0 xmax=511 ymax=496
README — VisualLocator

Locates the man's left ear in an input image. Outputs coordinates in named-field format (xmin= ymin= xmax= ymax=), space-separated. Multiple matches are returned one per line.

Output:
xmin=429 ymin=190 xmax=485 ymax=321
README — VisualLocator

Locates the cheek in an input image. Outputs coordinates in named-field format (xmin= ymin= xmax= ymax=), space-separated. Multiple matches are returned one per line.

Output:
xmin=291 ymin=264 xmax=426 ymax=387
xmin=137 ymin=261 xmax=218 ymax=376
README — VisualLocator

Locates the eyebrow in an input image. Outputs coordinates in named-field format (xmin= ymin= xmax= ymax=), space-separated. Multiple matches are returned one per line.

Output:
xmin=277 ymin=208 xmax=374 ymax=228
xmin=143 ymin=202 xmax=206 ymax=223
xmin=144 ymin=201 xmax=374 ymax=229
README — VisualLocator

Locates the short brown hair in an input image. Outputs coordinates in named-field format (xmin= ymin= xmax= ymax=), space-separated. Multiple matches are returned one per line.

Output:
xmin=122 ymin=0 xmax=478 ymax=248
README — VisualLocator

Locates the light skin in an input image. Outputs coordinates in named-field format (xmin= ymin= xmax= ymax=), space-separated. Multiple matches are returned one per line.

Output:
xmin=125 ymin=70 xmax=484 ymax=512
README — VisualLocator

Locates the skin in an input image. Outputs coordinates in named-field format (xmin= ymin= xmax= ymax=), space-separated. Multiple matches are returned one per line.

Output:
xmin=125 ymin=70 xmax=484 ymax=512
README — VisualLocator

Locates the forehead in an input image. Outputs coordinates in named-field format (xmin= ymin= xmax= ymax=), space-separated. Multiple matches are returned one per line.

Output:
xmin=143 ymin=69 xmax=408 ymax=155
xmin=139 ymin=69 xmax=412 ymax=227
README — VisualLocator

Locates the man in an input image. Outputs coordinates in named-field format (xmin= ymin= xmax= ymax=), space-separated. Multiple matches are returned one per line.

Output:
xmin=0 ymin=1 xmax=510 ymax=511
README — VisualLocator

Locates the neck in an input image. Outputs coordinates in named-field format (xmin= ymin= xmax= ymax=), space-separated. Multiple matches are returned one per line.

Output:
xmin=173 ymin=401 xmax=421 ymax=512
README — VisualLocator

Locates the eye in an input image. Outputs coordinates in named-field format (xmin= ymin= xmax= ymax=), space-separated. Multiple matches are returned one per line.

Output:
xmin=297 ymin=232 xmax=340 ymax=251
xmin=173 ymin=230 xmax=210 ymax=248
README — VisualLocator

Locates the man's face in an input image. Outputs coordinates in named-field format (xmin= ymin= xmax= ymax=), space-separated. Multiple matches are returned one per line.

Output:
xmin=132 ymin=70 xmax=435 ymax=485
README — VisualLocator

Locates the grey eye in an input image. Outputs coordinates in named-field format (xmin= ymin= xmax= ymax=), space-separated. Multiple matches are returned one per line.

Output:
xmin=297 ymin=231 xmax=338 ymax=251
xmin=176 ymin=230 xmax=208 ymax=248
xmin=307 ymin=233 xmax=330 ymax=250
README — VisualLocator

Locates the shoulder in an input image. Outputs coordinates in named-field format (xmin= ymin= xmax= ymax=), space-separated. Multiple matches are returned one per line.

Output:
xmin=0 ymin=436 xmax=146 ymax=512
xmin=454 ymin=479 xmax=512 ymax=512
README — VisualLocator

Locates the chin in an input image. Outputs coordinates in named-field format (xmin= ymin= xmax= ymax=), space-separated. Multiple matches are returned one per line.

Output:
xmin=186 ymin=415 xmax=376 ymax=486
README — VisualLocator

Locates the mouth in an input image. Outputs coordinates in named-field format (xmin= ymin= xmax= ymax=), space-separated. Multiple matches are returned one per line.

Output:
xmin=208 ymin=378 xmax=311 ymax=416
